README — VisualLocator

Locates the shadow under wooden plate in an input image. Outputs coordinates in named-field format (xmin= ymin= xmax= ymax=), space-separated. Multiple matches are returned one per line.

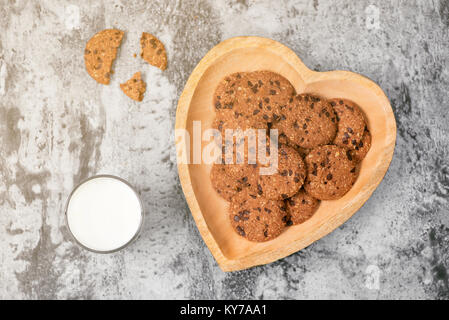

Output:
xmin=176 ymin=36 xmax=396 ymax=271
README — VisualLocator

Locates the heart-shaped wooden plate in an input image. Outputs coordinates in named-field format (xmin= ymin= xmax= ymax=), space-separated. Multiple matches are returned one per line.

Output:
xmin=175 ymin=36 xmax=396 ymax=271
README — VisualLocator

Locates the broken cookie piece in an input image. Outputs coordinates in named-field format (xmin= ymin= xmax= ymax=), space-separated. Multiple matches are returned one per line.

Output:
xmin=84 ymin=29 xmax=124 ymax=85
xmin=120 ymin=72 xmax=146 ymax=102
xmin=140 ymin=32 xmax=167 ymax=70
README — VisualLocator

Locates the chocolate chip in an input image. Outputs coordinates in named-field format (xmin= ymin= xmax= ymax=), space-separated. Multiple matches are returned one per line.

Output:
xmin=234 ymin=215 xmax=240 ymax=222
xmin=247 ymin=80 xmax=253 ymax=87
xmin=236 ymin=226 xmax=246 ymax=237
xmin=327 ymin=173 xmax=333 ymax=180
xmin=345 ymin=105 xmax=354 ymax=112
xmin=346 ymin=150 xmax=353 ymax=161
xmin=264 ymin=230 xmax=268 ymax=237
xmin=270 ymin=89 xmax=276 ymax=95
xmin=264 ymin=208 xmax=272 ymax=213
xmin=281 ymin=194 xmax=288 ymax=199
xmin=253 ymin=109 xmax=260 ymax=115
xmin=350 ymin=167 xmax=356 ymax=173
xmin=347 ymin=127 xmax=354 ymax=133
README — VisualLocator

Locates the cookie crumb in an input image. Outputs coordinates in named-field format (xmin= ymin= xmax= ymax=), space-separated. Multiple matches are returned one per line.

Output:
xmin=120 ymin=72 xmax=146 ymax=102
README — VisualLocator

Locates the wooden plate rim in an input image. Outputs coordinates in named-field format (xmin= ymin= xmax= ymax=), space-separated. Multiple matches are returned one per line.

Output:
xmin=175 ymin=36 xmax=397 ymax=272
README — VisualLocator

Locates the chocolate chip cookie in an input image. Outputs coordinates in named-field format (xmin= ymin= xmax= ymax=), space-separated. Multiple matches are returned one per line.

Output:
xmin=286 ymin=189 xmax=320 ymax=225
xmin=213 ymin=72 xmax=247 ymax=117
xmin=304 ymin=145 xmax=357 ymax=200
xmin=140 ymin=32 xmax=167 ymax=70
xmin=213 ymin=71 xmax=295 ymax=124
xmin=240 ymin=71 xmax=296 ymax=123
xmin=330 ymin=98 xmax=366 ymax=150
xmin=210 ymin=163 xmax=257 ymax=201
xmin=258 ymin=145 xmax=306 ymax=200
xmin=272 ymin=94 xmax=337 ymax=149
xmin=229 ymin=191 xmax=287 ymax=242
xmin=84 ymin=29 xmax=124 ymax=85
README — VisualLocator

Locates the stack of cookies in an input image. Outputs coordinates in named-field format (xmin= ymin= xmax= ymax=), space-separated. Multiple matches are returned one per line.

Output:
xmin=210 ymin=71 xmax=371 ymax=242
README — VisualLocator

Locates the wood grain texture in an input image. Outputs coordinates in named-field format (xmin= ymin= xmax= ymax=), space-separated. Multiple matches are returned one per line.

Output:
xmin=175 ymin=36 xmax=396 ymax=272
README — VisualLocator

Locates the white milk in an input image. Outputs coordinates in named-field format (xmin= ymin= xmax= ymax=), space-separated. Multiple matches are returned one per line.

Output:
xmin=66 ymin=176 xmax=143 ymax=252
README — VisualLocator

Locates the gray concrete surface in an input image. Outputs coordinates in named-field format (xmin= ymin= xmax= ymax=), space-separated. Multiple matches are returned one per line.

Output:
xmin=0 ymin=0 xmax=448 ymax=299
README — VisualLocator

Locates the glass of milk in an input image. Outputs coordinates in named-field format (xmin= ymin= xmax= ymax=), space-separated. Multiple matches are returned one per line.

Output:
xmin=65 ymin=175 xmax=144 ymax=253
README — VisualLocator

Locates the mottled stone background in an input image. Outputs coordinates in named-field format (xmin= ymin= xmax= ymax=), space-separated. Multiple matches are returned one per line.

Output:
xmin=0 ymin=0 xmax=448 ymax=300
